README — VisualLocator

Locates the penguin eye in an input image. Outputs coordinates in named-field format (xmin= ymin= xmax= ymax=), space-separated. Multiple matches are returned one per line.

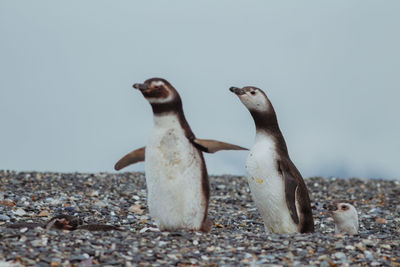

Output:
xmin=341 ymin=205 xmax=349 ymax=210
xmin=250 ymin=91 xmax=256 ymax=95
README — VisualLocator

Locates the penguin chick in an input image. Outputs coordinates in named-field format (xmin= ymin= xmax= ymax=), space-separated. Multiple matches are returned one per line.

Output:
xmin=230 ymin=86 xmax=314 ymax=233
xmin=331 ymin=202 xmax=359 ymax=235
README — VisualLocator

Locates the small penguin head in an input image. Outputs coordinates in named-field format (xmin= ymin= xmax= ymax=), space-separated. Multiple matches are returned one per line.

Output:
xmin=332 ymin=202 xmax=358 ymax=226
xmin=133 ymin=78 xmax=179 ymax=104
xmin=229 ymin=86 xmax=272 ymax=113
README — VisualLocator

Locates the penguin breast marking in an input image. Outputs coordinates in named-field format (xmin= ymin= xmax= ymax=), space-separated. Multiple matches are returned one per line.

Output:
xmin=245 ymin=134 xmax=298 ymax=233
xmin=159 ymin=129 xmax=183 ymax=166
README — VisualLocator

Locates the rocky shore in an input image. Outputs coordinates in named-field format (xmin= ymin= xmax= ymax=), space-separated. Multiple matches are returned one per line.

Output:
xmin=0 ymin=171 xmax=399 ymax=266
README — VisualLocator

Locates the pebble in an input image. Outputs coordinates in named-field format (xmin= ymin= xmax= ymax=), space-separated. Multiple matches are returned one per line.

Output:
xmin=0 ymin=214 xmax=10 ymax=221
xmin=364 ymin=250 xmax=374 ymax=260
xmin=0 ymin=171 xmax=399 ymax=266
xmin=93 ymin=200 xmax=107 ymax=208
xmin=334 ymin=252 xmax=347 ymax=260
xmin=13 ymin=208 xmax=26 ymax=216
xmin=128 ymin=204 xmax=144 ymax=214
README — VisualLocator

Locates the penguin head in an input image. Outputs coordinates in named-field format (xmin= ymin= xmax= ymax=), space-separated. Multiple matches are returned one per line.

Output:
xmin=230 ymin=86 xmax=272 ymax=113
xmin=331 ymin=202 xmax=358 ymax=225
xmin=133 ymin=78 xmax=179 ymax=104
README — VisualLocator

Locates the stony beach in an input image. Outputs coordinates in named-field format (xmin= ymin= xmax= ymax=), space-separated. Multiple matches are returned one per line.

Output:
xmin=0 ymin=170 xmax=399 ymax=266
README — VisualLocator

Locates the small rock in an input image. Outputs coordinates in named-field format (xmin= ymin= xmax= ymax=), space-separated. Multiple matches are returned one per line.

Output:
xmin=362 ymin=239 xmax=375 ymax=247
xmin=376 ymin=217 xmax=387 ymax=224
xmin=201 ymin=255 xmax=209 ymax=261
xmin=69 ymin=253 xmax=90 ymax=261
xmin=364 ymin=251 xmax=374 ymax=260
xmin=216 ymin=184 xmax=226 ymax=190
xmin=0 ymin=214 xmax=10 ymax=221
xmin=45 ymin=197 xmax=54 ymax=203
xmin=21 ymin=257 xmax=36 ymax=266
xmin=333 ymin=252 xmax=347 ymax=260
xmin=167 ymin=254 xmax=178 ymax=260
xmin=206 ymin=246 xmax=216 ymax=252
xmin=31 ymin=239 xmax=43 ymax=247
xmin=90 ymin=190 xmax=99 ymax=197
xmin=38 ymin=210 xmax=50 ymax=217
xmin=14 ymin=208 xmax=26 ymax=216
xmin=0 ymin=200 xmax=15 ymax=207
xmin=93 ymin=200 xmax=107 ymax=208
xmin=128 ymin=204 xmax=144 ymax=214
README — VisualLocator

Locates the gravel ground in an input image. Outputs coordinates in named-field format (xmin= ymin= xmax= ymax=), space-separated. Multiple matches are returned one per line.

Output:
xmin=0 ymin=170 xmax=399 ymax=266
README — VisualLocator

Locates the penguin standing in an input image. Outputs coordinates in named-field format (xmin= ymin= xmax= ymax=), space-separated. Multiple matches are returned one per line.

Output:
xmin=230 ymin=86 xmax=314 ymax=233
xmin=115 ymin=78 xmax=247 ymax=232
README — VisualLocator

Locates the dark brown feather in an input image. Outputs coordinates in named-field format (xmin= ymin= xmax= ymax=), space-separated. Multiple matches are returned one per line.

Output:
xmin=114 ymin=147 xmax=146 ymax=171
xmin=193 ymin=139 xmax=248 ymax=153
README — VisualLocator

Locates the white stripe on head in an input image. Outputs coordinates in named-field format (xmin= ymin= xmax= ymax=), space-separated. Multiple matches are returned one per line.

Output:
xmin=146 ymin=80 xmax=176 ymax=104
xmin=238 ymin=88 xmax=270 ymax=112
xmin=151 ymin=80 xmax=165 ymax=87
xmin=147 ymin=94 xmax=174 ymax=104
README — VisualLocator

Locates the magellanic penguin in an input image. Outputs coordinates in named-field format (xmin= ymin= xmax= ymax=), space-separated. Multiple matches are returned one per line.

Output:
xmin=115 ymin=78 xmax=247 ymax=232
xmin=331 ymin=202 xmax=359 ymax=235
xmin=230 ymin=86 xmax=314 ymax=233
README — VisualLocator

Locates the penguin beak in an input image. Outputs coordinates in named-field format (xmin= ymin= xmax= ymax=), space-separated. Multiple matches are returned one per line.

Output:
xmin=229 ymin=86 xmax=245 ymax=95
xmin=323 ymin=203 xmax=338 ymax=212
xmin=133 ymin=83 xmax=149 ymax=91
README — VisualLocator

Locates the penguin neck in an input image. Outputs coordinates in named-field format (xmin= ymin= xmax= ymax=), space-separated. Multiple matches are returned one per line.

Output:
xmin=151 ymin=101 xmax=195 ymax=139
xmin=150 ymin=97 xmax=183 ymax=115
xmin=250 ymin=110 xmax=289 ymax=157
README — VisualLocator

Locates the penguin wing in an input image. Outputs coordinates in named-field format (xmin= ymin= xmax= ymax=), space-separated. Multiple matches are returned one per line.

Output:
xmin=278 ymin=160 xmax=300 ymax=225
xmin=114 ymin=147 xmax=145 ymax=171
xmin=193 ymin=139 xmax=248 ymax=153
xmin=278 ymin=159 xmax=315 ymax=232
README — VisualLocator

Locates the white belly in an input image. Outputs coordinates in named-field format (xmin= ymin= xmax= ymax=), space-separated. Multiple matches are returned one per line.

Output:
xmin=246 ymin=134 xmax=297 ymax=233
xmin=145 ymin=114 xmax=206 ymax=230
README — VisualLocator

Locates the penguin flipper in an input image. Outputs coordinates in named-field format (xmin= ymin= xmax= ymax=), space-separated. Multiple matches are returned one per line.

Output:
xmin=193 ymin=139 xmax=248 ymax=153
xmin=278 ymin=160 xmax=300 ymax=225
xmin=114 ymin=147 xmax=146 ymax=171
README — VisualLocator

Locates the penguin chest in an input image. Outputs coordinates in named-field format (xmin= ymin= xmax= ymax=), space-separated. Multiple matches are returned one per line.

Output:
xmin=245 ymin=137 xmax=297 ymax=233
xmin=145 ymin=117 xmax=205 ymax=230
xmin=146 ymin=126 xmax=201 ymax=178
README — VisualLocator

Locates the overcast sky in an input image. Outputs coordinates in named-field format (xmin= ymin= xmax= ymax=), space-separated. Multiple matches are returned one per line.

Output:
xmin=1 ymin=1 xmax=399 ymax=180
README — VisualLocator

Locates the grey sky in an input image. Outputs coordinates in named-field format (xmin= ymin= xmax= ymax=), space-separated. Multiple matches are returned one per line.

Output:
xmin=1 ymin=1 xmax=399 ymax=179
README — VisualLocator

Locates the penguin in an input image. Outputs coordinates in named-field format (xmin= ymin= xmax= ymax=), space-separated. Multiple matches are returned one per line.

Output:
xmin=230 ymin=86 xmax=314 ymax=233
xmin=115 ymin=78 xmax=247 ymax=232
xmin=7 ymin=214 xmax=123 ymax=232
xmin=331 ymin=202 xmax=359 ymax=235
xmin=44 ymin=214 xmax=83 ymax=230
